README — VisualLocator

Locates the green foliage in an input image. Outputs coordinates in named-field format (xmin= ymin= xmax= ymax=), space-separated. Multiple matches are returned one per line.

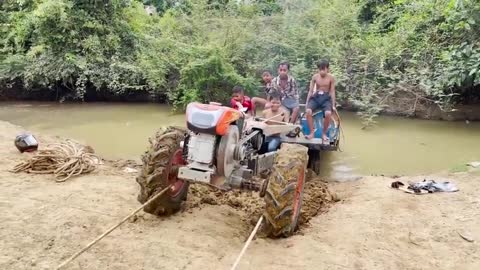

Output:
xmin=173 ymin=48 xmax=255 ymax=109
xmin=449 ymin=163 xmax=469 ymax=173
xmin=1 ymin=0 xmax=144 ymax=100
xmin=345 ymin=0 xmax=480 ymax=125
xmin=0 ymin=0 xmax=479 ymax=119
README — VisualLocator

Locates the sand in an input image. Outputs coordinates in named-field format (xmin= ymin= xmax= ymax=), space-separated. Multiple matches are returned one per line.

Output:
xmin=0 ymin=120 xmax=479 ymax=270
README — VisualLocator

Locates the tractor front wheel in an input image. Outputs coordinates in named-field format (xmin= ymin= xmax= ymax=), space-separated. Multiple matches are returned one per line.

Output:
xmin=262 ymin=143 xmax=308 ymax=237
xmin=136 ymin=126 xmax=189 ymax=216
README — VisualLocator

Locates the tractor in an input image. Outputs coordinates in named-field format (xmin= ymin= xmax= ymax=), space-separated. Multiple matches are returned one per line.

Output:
xmin=136 ymin=101 xmax=340 ymax=237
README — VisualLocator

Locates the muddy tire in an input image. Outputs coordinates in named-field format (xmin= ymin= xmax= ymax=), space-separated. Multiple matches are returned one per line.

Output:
xmin=263 ymin=143 xmax=308 ymax=237
xmin=136 ymin=126 xmax=189 ymax=216
xmin=308 ymin=149 xmax=321 ymax=175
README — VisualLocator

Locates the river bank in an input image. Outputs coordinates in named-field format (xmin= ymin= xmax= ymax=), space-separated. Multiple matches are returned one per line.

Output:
xmin=1 ymin=120 xmax=479 ymax=269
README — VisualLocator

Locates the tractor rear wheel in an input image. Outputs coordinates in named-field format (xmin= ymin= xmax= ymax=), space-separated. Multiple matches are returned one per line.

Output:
xmin=136 ymin=126 xmax=189 ymax=216
xmin=263 ymin=143 xmax=308 ymax=237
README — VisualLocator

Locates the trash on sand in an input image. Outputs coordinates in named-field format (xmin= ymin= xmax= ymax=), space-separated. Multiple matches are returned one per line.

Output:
xmin=467 ymin=161 xmax=480 ymax=168
xmin=391 ymin=179 xmax=459 ymax=195
xmin=390 ymin=181 xmax=404 ymax=189
xmin=14 ymin=133 xmax=39 ymax=153
xmin=457 ymin=231 xmax=474 ymax=243
xmin=409 ymin=180 xmax=458 ymax=193
xmin=123 ymin=167 xmax=138 ymax=173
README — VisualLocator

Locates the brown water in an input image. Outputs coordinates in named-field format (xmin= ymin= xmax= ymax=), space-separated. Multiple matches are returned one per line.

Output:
xmin=1 ymin=102 xmax=479 ymax=177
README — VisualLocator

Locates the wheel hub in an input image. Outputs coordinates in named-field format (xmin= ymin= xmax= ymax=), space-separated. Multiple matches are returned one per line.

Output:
xmin=216 ymin=125 xmax=240 ymax=178
xmin=167 ymin=149 xmax=187 ymax=197
xmin=234 ymin=144 xmax=246 ymax=161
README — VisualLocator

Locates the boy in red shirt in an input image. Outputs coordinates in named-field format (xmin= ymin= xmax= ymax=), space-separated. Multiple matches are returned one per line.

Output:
xmin=230 ymin=86 xmax=253 ymax=116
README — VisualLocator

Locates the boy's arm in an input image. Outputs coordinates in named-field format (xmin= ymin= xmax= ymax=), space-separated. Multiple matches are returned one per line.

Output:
xmin=293 ymin=78 xmax=299 ymax=101
xmin=330 ymin=75 xmax=336 ymax=110
xmin=247 ymin=98 xmax=255 ymax=115
xmin=306 ymin=75 xmax=315 ymax=104
xmin=230 ymin=98 xmax=238 ymax=109
xmin=283 ymin=108 xmax=290 ymax=122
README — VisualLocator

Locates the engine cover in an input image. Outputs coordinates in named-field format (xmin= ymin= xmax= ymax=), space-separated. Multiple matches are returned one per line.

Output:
xmin=186 ymin=102 xmax=241 ymax=136
xmin=186 ymin=133 xmax=216 ymax=170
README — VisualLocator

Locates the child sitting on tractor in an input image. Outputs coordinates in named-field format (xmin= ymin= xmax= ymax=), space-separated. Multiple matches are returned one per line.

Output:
xmin=262 ymin=93 xmax=289 ymax=152
xmin=251 ymin=70 xmax=274 ymax=112
xmin=305 ymin=60 xmax=336 ymax=143
xmin=270 ymin=62 xmax=300 ymax=124
xmin=230 ymin=85 xmax=254 ymax=117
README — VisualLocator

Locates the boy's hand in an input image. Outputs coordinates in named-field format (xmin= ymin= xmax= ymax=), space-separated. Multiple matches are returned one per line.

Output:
xmin=235 ymin=101 xmax=243 ymax=109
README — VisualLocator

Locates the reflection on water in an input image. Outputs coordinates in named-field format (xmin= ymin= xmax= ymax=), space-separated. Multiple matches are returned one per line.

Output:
xmin=0 ymin=102 xmax=184 ymax=160
xmin=1 ymin=102 xmax=479 ymax=177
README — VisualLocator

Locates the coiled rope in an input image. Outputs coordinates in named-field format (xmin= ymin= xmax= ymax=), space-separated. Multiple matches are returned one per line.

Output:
xmin=12 ymin=141 xmax=99 ymax=182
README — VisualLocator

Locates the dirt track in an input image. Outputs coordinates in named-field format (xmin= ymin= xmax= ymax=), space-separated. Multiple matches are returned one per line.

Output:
xmin=1 ymin=120 xmax=479 ymax=270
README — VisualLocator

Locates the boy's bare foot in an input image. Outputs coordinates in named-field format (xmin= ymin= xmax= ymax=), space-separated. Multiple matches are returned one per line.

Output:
xmin=306 ymin=132 xmax=315 ymax=139
xmin=322 ymin=135 xmax=330 ymax=145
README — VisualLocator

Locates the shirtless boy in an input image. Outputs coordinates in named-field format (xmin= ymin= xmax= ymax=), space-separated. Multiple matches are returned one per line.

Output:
xmin=305 ymin=60 xmax=336 ymax=143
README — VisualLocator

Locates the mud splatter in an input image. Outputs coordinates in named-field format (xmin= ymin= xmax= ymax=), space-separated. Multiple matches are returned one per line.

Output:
xmin=108 ymin=159 xmax=140 ymax=169
xmin=183 ymin=169 xmax=336 ymax=235
xmin=185 ymin=184 xmax=263 ymax=225
xmin=299 ymin=175 xmax=336 ymax=226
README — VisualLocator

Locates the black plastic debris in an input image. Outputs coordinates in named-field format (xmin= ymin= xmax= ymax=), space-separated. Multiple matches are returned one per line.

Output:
xmin=15 ymin=133 xmax=39 ymax=153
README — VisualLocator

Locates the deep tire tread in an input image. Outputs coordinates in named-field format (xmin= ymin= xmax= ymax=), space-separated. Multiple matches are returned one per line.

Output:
xmin=262 ymin=143 xmax=308 ymax=237
xmin=136 ymin=126 xmax=189 ymax=216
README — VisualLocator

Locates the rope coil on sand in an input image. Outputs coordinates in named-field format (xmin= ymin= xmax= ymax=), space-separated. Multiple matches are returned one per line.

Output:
xmin=12 ymin=140 xmax=99 ymax=182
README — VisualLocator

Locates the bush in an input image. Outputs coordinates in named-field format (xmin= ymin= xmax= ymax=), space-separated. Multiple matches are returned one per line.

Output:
xmin=0 ymin=0 xmax=478 ymax=122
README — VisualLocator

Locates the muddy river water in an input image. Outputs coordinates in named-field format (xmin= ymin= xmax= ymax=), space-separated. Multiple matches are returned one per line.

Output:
xmin=1 ymin=102 xmax=479 ymax=178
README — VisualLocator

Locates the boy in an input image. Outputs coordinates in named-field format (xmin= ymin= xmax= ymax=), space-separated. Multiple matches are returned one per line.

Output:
xmin=230 ymin=85 xmax=253 ymax=116
xmin=252 ymin=70 xmax=274 ymax=112
xmin=262 ymin=93 xmax=289 ymax=152
xmin=261 ymin=70 xmax=274 ymax=97
xmin=270 ymin=62 xmax=300 ymax=123
xmin=305 ymin=60 xmax=336 ymax=143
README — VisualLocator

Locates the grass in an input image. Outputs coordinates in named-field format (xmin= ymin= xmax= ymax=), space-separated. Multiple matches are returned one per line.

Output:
xmin=449 ymin=164 xmax=469 ymax=173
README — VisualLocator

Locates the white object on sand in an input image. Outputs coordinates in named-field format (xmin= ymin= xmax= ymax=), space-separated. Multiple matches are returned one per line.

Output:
xmin=467 ymin=161 xmax=480 ymax=168
xmin=123 ymin=167 xmax=138 ymax=173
